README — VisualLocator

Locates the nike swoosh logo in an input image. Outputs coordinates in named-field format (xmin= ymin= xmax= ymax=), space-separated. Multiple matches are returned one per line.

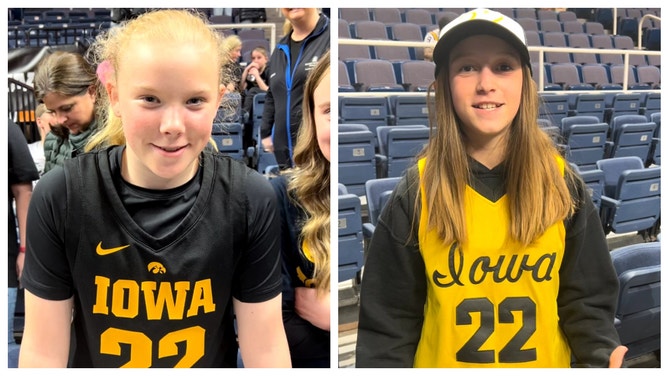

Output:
xmin=96 ymin=242 xmax=130 ymax=256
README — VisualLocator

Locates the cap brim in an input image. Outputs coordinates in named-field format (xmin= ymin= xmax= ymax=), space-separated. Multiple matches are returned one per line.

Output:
xmin=433 ymin=20 xmax=531 ymax=78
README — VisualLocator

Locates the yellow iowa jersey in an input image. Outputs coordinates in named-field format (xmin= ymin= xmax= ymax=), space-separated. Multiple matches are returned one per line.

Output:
xmin=414 ymin=158 xmax=571 ymax=367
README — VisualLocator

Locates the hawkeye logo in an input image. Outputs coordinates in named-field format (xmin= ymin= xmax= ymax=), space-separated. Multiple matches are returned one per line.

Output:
xmin=96 ymin=242 xmax=130 ymax=256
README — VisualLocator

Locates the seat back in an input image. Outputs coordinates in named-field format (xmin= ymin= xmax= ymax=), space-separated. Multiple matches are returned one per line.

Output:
xmin=539 ymin=19 xmax=562 ymax=33
xmin=613 ymin=168 xmax=661 ymax=230
xmin=338 ymin=193 xmax=365 ymax=283
xmin=339 ymin=96 xmax=390 ymax=147
xmin=571 ymin=93 xmax=607 ymax=121
xmin=608 ymin=114 xmax=655 ymax=162
xmin=539 ymin=94 xmax=570 ymax=125
xmin=607 ymin=93 xmax=642 ymax=122
xmin=211 ymin=122 xmax=245 ymax=160
xmin=339 ymin=8 xmax=370 ymax=22
xmin=350 ymin=20 xmax=388 ymax=40
xmin=578 ymin=168 xmax=605 ymax=209
xmin=389 ymin=95 xmax=430 ymax=126
xmin=338 ymin=130 xmax=377 ymax=196
xmin=636 ymin=66 xmax=661 ymax=89
xmin=563 ymin=21 xmax=584 ymax=34
xmin=365 ymin=177 xmax=401 ymax=226
xmin=640 ymin=93 xmax=661 ymax=122
xmin=381 ymin=126 xmax=430 ymax=178
xmin=610 ymin=242 xmax=661 ymax=359
xmin=353 ymin=59 xmax=404 ymax=92
xmin=399 ymin=60 xmax=436 ymax=92
xmin=561 ymin=116 xmax=608 ymax=170
xmin=371 ymin=8 xmax=402 ymax=24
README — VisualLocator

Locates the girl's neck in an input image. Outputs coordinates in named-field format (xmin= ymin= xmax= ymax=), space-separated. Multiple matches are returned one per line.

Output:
xmin=291 ymin=12 xmax=319 ymax=41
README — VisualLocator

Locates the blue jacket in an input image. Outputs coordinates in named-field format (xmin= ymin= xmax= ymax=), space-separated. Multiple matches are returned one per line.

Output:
xmin=261 ymin=13 xmax=330 ymax=163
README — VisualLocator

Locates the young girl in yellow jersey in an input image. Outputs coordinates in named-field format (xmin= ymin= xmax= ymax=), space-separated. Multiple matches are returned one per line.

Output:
xmin=355 ymin=8 xmax=626 ymax=368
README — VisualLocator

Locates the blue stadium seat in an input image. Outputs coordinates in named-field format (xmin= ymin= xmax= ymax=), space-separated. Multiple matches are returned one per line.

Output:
xmin=539 ymin=94 xmax=570 ymax=125
xmin=606 ymin=114 xmax=656 ymax=163
xmin=388 ymin=95 xmax=430 ymax=126
xmin=211 ymin=122 xmax=245 ymax=161
xmin=339 ymin=96 xmax=392 ymax=148
xmin=570 ymin=93 xmax=607 ymax=122
xmin=596 ymin=156 xmax=661 ymax=234
xmin=577 ymin=168 xmax=606 ymax=210
xmin=338 ymin=193 xmax=365 ymax=283
xmin=376 ymin=125 xmax=429 ymax=178
xmin=560 ymin=115 xmax=609 ymax=170
xmin=362 ymin=177 xmax=401 ymax=240
xmin=338 ymin=129 xmax=377 ymax=196
xmin=610 ymin=241 xmax=661 ymax=360
xmin=605 ymin=92 xmax=642 ymax=123
xmin=640 ymin=93 xmax=661 ymax=120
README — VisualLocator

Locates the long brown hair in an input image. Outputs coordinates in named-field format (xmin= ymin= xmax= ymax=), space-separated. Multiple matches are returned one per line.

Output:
xmin=420 ymin=63 xmax=575 ymax=247
xmin=288 ymin=50 xmax=330 ymax=292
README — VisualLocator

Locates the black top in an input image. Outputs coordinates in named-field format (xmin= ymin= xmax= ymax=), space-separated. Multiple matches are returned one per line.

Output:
xmin=260 ymin=13 xmax=330 ymax=164
xmin=8 ymin=121 xmax=40 ymax=287
xmin=270 ymin=175 xmax=330 ymax=366
xmin=22 ymin=146 xmax=282 ymax=367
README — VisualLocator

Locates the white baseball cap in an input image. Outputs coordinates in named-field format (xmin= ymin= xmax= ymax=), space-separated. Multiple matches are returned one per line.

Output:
xmin=433 ymin=8 xmax=531 ymax=78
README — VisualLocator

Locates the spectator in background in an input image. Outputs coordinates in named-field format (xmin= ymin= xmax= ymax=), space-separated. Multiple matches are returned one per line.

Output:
xmin=27 ymin=103 xmax=54 ymax=176
xmin=8 ymin=120 xmax=40 ymax=368
xmin=221 ymin=35 xmax=244 ymax=93
xmin=261 ymin=8 xmax=329 ymax=169
xmin=233 ymin=8 xmax=267 ymax=23
xmin=423 ymin=15 xmax=457 ymax=62
xmin=240 ymin=46 xmax=270 ymax=151
xmin=33 ymin=51 xmax=101 ymax=174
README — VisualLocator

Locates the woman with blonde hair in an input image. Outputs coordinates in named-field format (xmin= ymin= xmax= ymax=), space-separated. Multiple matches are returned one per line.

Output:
xmin=20 ymin=9 xmax=290 ymax=368
xmin=270 ymin=50 xmax=330 ymax=367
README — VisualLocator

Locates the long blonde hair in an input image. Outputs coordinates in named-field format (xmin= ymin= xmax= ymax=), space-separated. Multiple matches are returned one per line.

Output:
xmin=288 ymin=50 xmax=330 ymax=292
xmin=85 ymin=9 xmax=229 ymax=151
xmin=421 ymin=64 xmax=575 ymax=247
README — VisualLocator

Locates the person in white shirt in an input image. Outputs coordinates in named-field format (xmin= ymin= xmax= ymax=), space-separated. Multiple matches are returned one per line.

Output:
xmin=27 ymin=103 xmax=54 ymax=176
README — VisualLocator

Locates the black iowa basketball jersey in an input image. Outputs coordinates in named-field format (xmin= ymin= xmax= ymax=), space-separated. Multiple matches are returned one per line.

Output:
xmin=22 ymin=146 xmax=282 ymax=367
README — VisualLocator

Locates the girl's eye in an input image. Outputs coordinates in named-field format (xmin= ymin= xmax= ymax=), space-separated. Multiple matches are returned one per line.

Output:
xmin=460 ymin=65 xmax=476 ymax=72
xmin=498 ymin=64 xmax=513 ymax=72
xmin=187 ymin=97 xmax=205 ymax=105
xmin=142 ymin=96 xmax=158 ymax=103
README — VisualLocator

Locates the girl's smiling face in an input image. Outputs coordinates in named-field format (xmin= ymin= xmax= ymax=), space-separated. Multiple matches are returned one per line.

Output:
xmin=448 ymin=34 xmax=523 ymax=148
xmin=108 ymin=41 xmax=223 ymax=189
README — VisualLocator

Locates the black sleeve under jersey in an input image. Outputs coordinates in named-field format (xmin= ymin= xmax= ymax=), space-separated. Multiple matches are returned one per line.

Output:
xmin=356 ymin=167 xmax=426 ymax=367
xmin=558 ymin=170 xmax=622 ymax=367
xmin=21 ymin=167 xmax=74 ymax=300
xmin=232 ymin=168 xmax=283 ymax=303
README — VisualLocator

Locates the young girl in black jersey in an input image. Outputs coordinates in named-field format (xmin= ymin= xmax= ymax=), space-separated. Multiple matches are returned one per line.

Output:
xmin=270 ymin=51 xmax=330 ymax=367
xmin=20 ymin=9 xmax=290 ymax=368
xmin=355 ymin=8 xmax=626 ymax=368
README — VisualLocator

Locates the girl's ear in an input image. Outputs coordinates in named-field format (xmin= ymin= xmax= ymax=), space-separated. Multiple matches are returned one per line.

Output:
xmin=106 ymin=81 xmax=121 ymax=117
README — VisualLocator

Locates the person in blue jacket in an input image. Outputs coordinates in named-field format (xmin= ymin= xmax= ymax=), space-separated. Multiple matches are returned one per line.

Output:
xmin=260 ymin=8 xmax=329 ymax=169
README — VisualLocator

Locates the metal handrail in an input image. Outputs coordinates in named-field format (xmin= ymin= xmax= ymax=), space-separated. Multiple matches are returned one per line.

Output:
xmin=338 ymin=38 xmax=661 ymax=93
xmin=209 ymin=22 xmax=277 ymax=53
